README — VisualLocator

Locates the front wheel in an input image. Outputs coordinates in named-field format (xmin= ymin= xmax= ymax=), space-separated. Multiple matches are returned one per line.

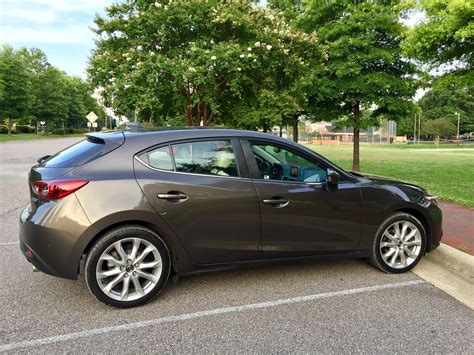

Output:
xmin=370 ymin=213 xmax=426 ymax=273
xmin=85 ymin=225 xmax=171 ymax=308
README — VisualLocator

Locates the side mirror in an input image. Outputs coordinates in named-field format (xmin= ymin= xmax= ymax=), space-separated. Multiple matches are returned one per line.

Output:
xmin=326 ymin=169 xmax=340 ymax=186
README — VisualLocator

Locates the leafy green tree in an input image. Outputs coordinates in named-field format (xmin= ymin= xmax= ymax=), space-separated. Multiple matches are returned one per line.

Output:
xmin=296 ymin=0 xmax=419 ymax=171
xmin=0 ymin=45 xmax=31 ymax=135
xmin=422 ymin=117 xmax=457 ymax=144
xmin=404 ymin=0 xmax=473 ymax=81
xmin=419 ymin=77 xmax=474 ymax=133
xmin=88 ymin=0 xmax=323 ymax=129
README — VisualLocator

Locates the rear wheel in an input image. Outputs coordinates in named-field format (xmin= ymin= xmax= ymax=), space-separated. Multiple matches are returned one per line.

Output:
xmin=370 ymin=213 xmax=426 ymax=273
xmin=85 ymin=225 xmax=171 ymax=308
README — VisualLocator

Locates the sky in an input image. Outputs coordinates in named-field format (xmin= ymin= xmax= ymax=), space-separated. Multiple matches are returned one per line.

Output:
xmin=0 ymin=0 xmax=113 ymax=77
xmin=1 ymin=1 xmax=425 ymax=83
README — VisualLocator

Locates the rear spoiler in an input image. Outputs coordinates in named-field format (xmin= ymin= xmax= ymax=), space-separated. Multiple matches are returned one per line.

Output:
xmin=85 ymin=131 xmax=126 ymax=146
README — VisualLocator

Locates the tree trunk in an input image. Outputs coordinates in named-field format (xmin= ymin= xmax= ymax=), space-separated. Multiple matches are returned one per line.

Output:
xmin=7 ymin=120 xmax=12 ymax=136
xmin=352 ymin=103 xmax=361 ymax=172
xmin=279 ymin=124 xmax=283 ymax=137
xmin=263 ymin=123 xmax=268 ymax=133
xmin=292 ymin=119 xmax=298 ymax=143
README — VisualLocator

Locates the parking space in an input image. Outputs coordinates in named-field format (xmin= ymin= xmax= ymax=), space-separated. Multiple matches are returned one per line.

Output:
xmin=0 ymin=138 xmax=473 ymax=352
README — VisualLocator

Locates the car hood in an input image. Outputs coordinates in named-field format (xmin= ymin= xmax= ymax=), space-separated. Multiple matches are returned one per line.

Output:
xmin=350 ymin=171 xmax=427 ymax=194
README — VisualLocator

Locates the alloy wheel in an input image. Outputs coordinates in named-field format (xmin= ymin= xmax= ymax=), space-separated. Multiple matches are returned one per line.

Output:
xmin=96 ymin=237 xmax=162 ymax=301
xmin=379 ymin=221 xmax=422 ymax=269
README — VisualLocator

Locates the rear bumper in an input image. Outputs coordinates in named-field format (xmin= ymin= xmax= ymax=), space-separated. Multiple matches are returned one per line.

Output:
xmin=18 ymin=196 xmax=92 ymax=280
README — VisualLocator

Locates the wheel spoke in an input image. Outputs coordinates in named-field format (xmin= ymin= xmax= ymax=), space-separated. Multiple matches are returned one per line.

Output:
xmin=135 ymin=245 xmax=155 ymax=264
xmin=135 ymin=270 xmax=159 ymax=284
xmin=404 ymin=229 xmax=417 ymax=242
xmin=381 ymin=242 xmax=397 ymax=248
xmin=103 ymin=273 xmax=125 ymax=294
xmin=97 ymin=267 xmax=122 ymax=280
xmin=403 ymin=246 xmax=418 ymax=259
xmin=401 ymin=222 xmax=409 ymax=239
xmin=405 ymin=240 xmax=421 ymax=247
xmin=132 ymin=275 xmax=145 ymax=297
xmin=99 ymin=253 xmax=123 ymax=267
xmin=383 ymin=247 xmax=396 ymax=259
xmin=399 ymin=248 xmax=407 ymax=266
xmin=121 ymin=276 xmax=130 ymax=301
xmin=115 ymin=241 xmax=128 ymax=263
xmin=384 ymin=232 xmax=398 ymax=242
xmin=394 ymin=222 xmax=401 ymax=238
xmin=389 ymin=249 xmax=399 ymax=266
xmin=129 ymin=238 xmax=141 ymax=261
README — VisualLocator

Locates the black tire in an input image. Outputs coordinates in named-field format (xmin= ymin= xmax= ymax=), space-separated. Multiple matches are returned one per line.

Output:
xmin=85 ymin=225 xmax=171 ymax=308
xmin=370 ymin=212 xmax=426 ymax=273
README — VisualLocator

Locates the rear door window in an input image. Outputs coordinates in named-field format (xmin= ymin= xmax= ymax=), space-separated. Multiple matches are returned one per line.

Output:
xmin=172 ymin=140 xmax=239 ymax=177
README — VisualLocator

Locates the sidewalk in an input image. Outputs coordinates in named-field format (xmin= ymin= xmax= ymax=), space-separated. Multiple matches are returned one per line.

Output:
xmin=438 ymin=201 xmax=474 ymax=255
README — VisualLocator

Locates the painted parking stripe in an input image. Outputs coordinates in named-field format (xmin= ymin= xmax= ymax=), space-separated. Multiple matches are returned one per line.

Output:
xmin=0 ymin=279 xmax=425 ymax=352
xmin=0 ymin=242 xmax=18 ymax=246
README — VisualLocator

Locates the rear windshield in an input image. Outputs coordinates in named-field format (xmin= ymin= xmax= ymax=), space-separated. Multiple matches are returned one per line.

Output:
xmin=41 ymin=136 xmax=120 ymax=168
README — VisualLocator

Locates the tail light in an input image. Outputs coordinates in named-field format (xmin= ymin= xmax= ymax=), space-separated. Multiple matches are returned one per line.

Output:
xmin=31 ymin=180 xmax=89 ymax=200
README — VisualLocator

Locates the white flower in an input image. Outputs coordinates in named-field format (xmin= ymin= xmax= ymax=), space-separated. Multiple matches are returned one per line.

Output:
xmin=237 ymin=67 xmax=241 ymax=71
xmin=266 ymin=45 xmax=272 ymax=50
xmin=210 ymin=39 xmax=214 ymax=44
xmin=247 ymin=47 xmax=252 ymax=51
xmin=240 ymin=54 xmax=245 ymax=58
xmin=113 ymin=59 xmax=118 ymax=62
xmin=300 ymin=61 xmax=305 ymax=65
xmin=247 ymin=53 xmax=252 ymax=58
xmin=253 ymin=59 xmax=257 ymax=62
xmin=211 ymin=55 xmax=217 ymax=60
xmin=255 ymin=41 xmax=261 ymax=47
xmin=136 ymin=45 xmax=143 ymax=51
xmin=188 ymin=67 xmax=196 ymax=72
xmin=124 ymin=84 xmax=130 ymax=89
xmin=134 ymin=13 xmax=139 ymax=18
xmin=154 ymin=2 xmax=162 ymax=8
xmin=283 ymin=49 xmax=289 ymax=55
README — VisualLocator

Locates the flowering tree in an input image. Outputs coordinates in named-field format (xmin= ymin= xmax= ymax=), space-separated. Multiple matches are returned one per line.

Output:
xmin=88 ymin=0 xmax=324 ymax=128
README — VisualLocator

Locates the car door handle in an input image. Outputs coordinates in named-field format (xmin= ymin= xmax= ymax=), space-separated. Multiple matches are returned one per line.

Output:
xmin=157 ymin=192 xmax=188 ymax=201
xmin=262 ymin=198 xmax=289 ymax=208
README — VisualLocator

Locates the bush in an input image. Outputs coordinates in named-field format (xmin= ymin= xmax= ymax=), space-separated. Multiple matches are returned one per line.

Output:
xmin=0 ymin=125 xmax=8 ymax=134
xmin=52 ymin=128 xmax=66 ymax=135
xmin=15 ymin=125 xmax=35 ymax=133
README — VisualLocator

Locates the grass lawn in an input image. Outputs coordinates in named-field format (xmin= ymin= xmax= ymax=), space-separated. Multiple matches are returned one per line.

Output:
xmin=305 ymin=143 xmax=474 ymax=208
xmin=0 ymin=133 xmax=85 ymax=142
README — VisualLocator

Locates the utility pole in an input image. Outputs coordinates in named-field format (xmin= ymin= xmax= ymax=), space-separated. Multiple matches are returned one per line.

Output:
xmin=418 ymin=114 xmax=421 ymax=143
xmin=455 ymin=112 xmax=460 ymax=140
xmin=414 ymin=113 xmax=417 ymax=143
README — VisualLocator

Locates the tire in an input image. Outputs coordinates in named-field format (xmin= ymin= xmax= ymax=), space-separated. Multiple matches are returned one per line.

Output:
xmin=85 ymin=225 xmax=171 ymax=308
xmin=370 ymin=212 xmax=426 ymax=273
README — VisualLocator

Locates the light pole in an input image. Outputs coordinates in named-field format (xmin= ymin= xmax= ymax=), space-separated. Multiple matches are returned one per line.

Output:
xmin=455 ymin=112 xmax=460 ymax=140
xmin=414 ymin=113 xmax=417 ymax=143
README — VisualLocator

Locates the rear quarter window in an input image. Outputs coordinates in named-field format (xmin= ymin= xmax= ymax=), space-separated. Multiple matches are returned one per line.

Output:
xmin=41 ymin=137 xmax=120 ymax=168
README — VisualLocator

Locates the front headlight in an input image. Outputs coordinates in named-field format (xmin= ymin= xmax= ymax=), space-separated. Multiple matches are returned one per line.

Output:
xmin=421 ymin=195 xmax=438 ymax=208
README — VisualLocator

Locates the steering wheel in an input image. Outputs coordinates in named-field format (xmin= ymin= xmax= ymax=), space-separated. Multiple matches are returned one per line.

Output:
xmin=269 ymin=163 xmax=283 ymax=180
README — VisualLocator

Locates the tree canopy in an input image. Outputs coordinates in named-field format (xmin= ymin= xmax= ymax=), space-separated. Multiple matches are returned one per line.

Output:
xmin=88 ymin=0 xmax=324 ymax=129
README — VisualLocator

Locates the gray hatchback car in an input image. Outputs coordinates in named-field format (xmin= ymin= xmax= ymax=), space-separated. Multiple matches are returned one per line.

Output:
xmin=20 ymin=129 xmax=442 ymax=307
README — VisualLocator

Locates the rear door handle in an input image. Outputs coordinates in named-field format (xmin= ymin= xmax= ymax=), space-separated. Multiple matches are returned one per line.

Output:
xmin=262 ymin=198 xmax=289 ymax=208
xmin=157 ymin=192 xmax=188 ymax=202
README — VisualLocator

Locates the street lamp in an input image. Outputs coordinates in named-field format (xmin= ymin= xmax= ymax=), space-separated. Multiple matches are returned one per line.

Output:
xmin=455 ymin=112 xmax=460 ymax=140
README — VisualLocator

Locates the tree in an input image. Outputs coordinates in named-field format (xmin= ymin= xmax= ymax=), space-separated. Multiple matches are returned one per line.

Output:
xmin=404 ymin=0 xmax=473 ymax=82
xmin=418 ymin=76 xmax=474 ymax=133
xmin=0 ymin=45 xmax=31 ymax=134
xmin=297 ymin=1 xmax=419 ymax=171
xmin=423 ymin=118 xmax=456 ymax=144
xmin=88 ymin=0 xmax=323 ymax=129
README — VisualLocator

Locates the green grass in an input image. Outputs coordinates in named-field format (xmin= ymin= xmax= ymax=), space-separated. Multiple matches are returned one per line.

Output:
xmin=0 ymin=133 xmax=85 ymax=142
xmin=306 ymin=143 xmax=474 ymax=208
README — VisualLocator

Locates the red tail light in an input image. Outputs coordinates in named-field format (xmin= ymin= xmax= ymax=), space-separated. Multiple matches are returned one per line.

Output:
xmin=31 ymin=180 xmax=89 ymax=200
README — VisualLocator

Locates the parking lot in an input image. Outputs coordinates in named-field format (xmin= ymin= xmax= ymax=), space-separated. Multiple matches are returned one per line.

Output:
xmin=0 ymin=138 xmax=473 ymax=352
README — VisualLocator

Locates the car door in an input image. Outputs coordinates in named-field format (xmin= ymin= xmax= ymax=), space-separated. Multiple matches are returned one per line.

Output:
xmin=134 ymin=138 xmax=261 ymax=264
xmin=241 ymin=139 xmax=363 ymax=258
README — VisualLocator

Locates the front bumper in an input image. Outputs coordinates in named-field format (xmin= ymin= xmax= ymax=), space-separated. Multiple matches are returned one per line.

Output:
xmin=426 ymin=203 xmax=443 ymax=252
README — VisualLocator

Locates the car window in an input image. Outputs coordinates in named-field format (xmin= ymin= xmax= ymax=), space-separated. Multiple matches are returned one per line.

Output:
xmin=171 ymin=140 xmax=239 ymax=177
xmin=250 ymin=142 xmax=326 ymax=183
xmin=147 ymin=146 xmax=173 ymax=171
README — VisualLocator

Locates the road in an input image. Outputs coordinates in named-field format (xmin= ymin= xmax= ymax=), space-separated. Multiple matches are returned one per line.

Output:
xmin=0 ymin=137 xmax=473 ymax=352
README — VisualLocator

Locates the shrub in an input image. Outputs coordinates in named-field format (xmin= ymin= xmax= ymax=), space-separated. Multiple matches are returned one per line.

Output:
xmin=52 ymin=128 xmax=66 ymax=135
xmin=15 ymin=125 xmax=35 ymax=133
xmin=0 ymin=125 xmax=8 ymax=134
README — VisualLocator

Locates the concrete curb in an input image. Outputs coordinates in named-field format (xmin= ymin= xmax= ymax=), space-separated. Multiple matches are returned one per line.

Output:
xmin=426 ymin=243 xmax=474 ymax=282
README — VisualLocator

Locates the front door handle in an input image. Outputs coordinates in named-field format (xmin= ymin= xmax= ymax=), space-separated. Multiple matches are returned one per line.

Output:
xmin=157 ymin=192 xmax=188 ymax=202
xmin=262 ymin=198 xmax=289 ymax=208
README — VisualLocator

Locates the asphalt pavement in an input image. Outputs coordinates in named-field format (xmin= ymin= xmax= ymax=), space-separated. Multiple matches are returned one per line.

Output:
xmin=0 ymin=137 xmax=473 ymax=353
